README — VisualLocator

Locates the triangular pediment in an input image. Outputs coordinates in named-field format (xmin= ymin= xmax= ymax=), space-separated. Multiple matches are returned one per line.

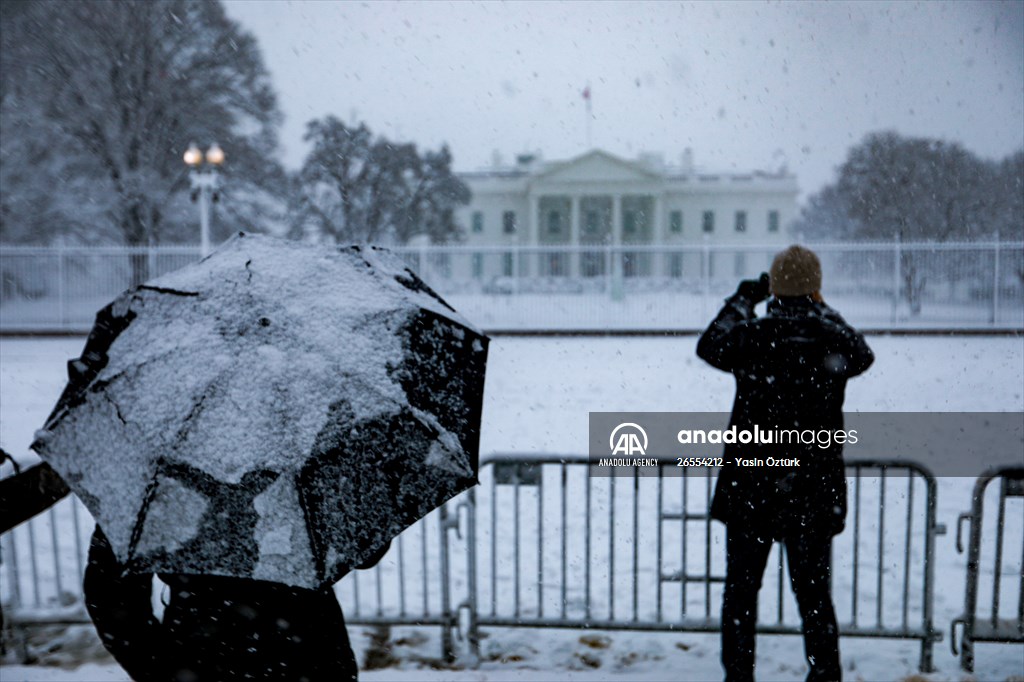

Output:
xmin=535 ymin=150 xmax=661 ymax=183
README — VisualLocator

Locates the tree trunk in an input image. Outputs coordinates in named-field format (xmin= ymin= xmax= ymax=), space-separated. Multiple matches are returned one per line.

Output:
xmin=129 ymin=251 xmax=149 ymax=288
xmin=902 ymin=254 xmax=926 ymax=316
xmin=123 ymin=204 xmax=150 ymax=288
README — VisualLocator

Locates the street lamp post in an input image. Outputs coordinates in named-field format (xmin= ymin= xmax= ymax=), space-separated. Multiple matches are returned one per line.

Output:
xmin=184 ymin=142 xmax=225 ymax=257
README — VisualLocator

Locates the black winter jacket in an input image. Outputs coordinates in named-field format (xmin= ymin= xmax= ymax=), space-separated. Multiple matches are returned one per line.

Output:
xmin=697 ymin=294 xmax=873 ymax=538
xmin=84 ymin=527 xmax=387 ymax=681
xmin=0 ymin=461 xmax=69 ymax=534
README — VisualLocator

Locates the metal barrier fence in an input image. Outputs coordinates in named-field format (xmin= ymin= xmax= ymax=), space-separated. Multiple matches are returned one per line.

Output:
xmin=466 ymin=456 xmax=945 ymax=671
xmin=0 ymin=455 xmax=961 ymax=672
xmin=0 ymin=495 xmax=464 ymax=661
xmin=951 ymin=467 xmax=1024 ymax=672
xmin=2 ymin=241 xmax=1022 ymax=332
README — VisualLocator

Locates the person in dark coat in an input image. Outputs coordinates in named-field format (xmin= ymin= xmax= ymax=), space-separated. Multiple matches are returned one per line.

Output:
xmin=0 ymin=452 xmax=70 ymax=534
xmin=697 ymin=245 xmax=873 ymax=682
xmin=0 ymin=449 xmax=71 ymax=653
xmin=84 ymin=525 xmax=390 ymax=681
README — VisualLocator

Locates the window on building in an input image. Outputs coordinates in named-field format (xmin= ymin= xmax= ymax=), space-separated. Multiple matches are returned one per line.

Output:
xmin=735 ymin=210 xmax=747 ymax=233
xmin=472 ymin=253 xmax=483 ymax=278
xmin=549 ymin=253 xmax=566 ymax=276
xmin=670 ymin=210 xmax=683 ymax=234
xmin=502 ymin=252 xmax=514 ymax=276
xmin=623 ymin=252 xmax=637 ymax=277
xmin=503 ymin=210 xmax=516 ymax=234
xmin=581 ymin=252 xmax=604 ymax=277
xmin=472 ymin=211 xmax=484 ymax=234
xmin=669 ymin=253 xmax=683 ymax=278
xmin=768 ymin=210 xmax=780 ymax=233
xmin=547 ymin=210 xmax=562 ymax=234
xmin=702 ymin=211 xmax=715 ymax=233
xmin=584 ymin=211 xmax=600 ymax=235
xmin=623 ymin=210 xmax=637 ymax=235
xmin=734 ymin=252 xmax=746 ymax=276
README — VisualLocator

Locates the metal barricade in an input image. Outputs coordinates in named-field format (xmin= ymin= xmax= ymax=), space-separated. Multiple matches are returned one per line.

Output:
xmin=951 ymin=467 xmax=1024 ymax=671
xmin=336 ymin=502 xmax=466 ymax=660
xmin=0 ymin=454 xmax=951 ymax=670
xmin=465 ymin=455 xmax=944 ymax=671
xmin=0 ymin=496 xmax=465 ymax=661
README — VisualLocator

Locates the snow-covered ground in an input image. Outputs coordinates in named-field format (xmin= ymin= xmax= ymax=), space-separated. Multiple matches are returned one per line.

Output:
xmin=3 ymin=289 xmax=1023 ymax=332
xmin=1 ymin=335 xmax=1022 ymax=681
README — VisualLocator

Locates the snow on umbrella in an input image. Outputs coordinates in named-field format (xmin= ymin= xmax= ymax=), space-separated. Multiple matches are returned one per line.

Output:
xmin=32 ymin=233 xmax=488 ymax=589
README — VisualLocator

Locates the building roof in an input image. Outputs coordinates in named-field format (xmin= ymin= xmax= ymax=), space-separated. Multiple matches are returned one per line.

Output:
xmin=458 ymin=148 xmax=793 ymax=183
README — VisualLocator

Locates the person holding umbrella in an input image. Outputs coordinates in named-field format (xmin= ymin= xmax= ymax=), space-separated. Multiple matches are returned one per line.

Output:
xmin=696 ymin=245 xmax=873 ymax=682
xmin=0 ymin=448 xmax=70 ymax=655
xmin=84 ymin=525 xmax=389 ymax=681
xmin=0 ymin=448 xmax=70 ymax=534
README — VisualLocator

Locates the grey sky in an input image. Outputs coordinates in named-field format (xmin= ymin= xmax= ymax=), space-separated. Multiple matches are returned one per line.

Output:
xmin=223 ymin=0 xmax=1024 ymax=202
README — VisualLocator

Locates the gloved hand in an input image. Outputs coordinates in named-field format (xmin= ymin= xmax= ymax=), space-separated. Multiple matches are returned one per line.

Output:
xmin=734 ymin=272 xmax=771 ymax=304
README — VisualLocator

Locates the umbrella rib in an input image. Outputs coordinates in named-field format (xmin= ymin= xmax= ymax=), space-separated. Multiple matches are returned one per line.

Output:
xmin=174 ymin=388 xmax=223 ymax=446
xmin=391 ymin=270 xmax=457 ymax=314
xmin=137 ymin=285 xmax=200 ymax=297
xmin=85 ymin=346 xmax=203 ymax=397
xmin=102 ymin=393 xmax=128 ymax=426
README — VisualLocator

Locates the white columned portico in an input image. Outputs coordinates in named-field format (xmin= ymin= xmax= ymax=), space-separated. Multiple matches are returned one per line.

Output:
xmin=611 ymin=194 xmax=623 ymax=246
xmin=611 ymin=193 xmax=624 ymax=299
xmin=527 ymin=192 xmax=539 ymax=277
xmin=652 ymin=193 xmax=663 ymax=240
xmin=569 ymin=194 xmax=580 ymax=277
xmin=652 ymin=192 xmax=664 ymax=276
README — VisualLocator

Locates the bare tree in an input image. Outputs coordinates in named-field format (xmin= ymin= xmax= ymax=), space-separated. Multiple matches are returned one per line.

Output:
xmin=1 ymin=0 xmax=283 ymax=283
xmin=797 ymin=131 xmax=1022 ymax=314
xmin=292 ymin=117 xmax=469 ymax=245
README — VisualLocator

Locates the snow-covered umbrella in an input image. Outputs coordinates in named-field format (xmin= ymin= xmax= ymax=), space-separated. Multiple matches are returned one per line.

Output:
xmin=32 ymin=233 xmax=488 ymax=589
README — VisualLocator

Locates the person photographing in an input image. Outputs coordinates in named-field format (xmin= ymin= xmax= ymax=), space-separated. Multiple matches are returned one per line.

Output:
xmin=697 ymin=245 xmax=874 ymax=682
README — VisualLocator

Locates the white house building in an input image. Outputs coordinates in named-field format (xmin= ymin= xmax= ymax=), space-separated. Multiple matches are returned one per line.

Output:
xmin=451 ymin=149 xmax=798 ymax=281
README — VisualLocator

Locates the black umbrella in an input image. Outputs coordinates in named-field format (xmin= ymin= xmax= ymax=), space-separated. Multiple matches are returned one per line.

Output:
xmin=32 ymin=233 xmax=488 ymax=589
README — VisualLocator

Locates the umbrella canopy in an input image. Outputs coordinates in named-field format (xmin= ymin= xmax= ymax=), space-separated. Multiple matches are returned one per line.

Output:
xmin=32 ymin=233 xmax=488 ymax=589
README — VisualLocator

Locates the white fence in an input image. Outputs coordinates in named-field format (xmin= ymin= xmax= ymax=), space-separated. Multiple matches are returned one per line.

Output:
xmin=1 ymin=240 xmax=1022 ymax=332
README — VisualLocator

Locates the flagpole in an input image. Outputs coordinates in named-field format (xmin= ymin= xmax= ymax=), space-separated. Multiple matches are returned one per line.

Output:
xmin=586 ymin=98 xmax=592 ymax=149
xmin=583 ymin=83 xmax=592 ymax=149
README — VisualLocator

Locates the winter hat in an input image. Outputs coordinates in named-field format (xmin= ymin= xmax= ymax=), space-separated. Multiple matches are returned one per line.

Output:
xmin=770 ymin=245 xmax=822 ymax=297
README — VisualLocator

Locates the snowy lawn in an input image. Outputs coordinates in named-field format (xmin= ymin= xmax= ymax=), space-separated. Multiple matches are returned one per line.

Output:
xmin=1 ymin=335 xmax=1022 ymax=681
xmin=4 ymin=289 xmax=1024 ymax=333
